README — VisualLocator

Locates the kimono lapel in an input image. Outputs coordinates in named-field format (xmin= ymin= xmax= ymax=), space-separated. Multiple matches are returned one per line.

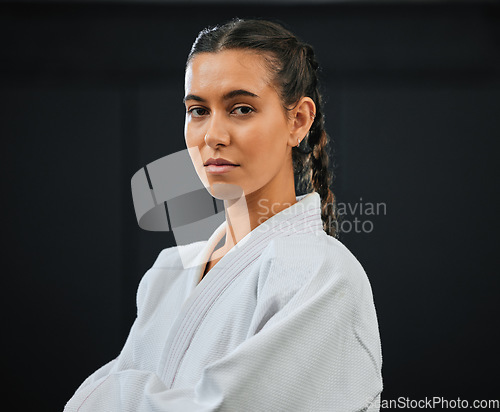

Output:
xmin=160 ymin=192 xmax=324 ymax=387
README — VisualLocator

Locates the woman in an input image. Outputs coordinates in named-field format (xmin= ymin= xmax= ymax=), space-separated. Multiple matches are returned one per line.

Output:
xmin=65 ymin=18 xmax=383 ymax=411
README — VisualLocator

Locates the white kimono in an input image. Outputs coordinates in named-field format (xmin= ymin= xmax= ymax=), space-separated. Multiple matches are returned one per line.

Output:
xmin=65 ymin=192 xmax=383 ymax=412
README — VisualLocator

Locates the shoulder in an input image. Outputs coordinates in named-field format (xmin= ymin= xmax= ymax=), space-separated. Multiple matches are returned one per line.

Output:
xmin=255 ymin=231 xmax=379 ymax=327
xmin=259 ymin=232 xmax=382 ymax=370
xmin=260 ymin=232 xmax=371 ymax=292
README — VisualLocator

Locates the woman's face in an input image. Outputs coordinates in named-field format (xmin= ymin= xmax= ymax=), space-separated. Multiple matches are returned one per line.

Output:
xmin=184 ymin=49 xmax=297 ymax=200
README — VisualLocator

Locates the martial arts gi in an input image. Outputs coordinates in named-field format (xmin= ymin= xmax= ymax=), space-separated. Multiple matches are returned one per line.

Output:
xmin=65 ymin=192 xmax=383 ymax=411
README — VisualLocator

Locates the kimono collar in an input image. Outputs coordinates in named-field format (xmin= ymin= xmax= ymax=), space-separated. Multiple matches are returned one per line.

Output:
xmin=190 ymin=191 xmax=324 ymax=272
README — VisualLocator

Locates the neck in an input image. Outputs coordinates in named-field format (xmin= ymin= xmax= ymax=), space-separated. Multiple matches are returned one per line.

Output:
xmin=219 ymin=181 xmax=298 ymax=255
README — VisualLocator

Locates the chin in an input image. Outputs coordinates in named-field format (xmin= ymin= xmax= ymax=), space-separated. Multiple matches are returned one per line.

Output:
xmin=207 ymin=183 xmax=244 ymax=200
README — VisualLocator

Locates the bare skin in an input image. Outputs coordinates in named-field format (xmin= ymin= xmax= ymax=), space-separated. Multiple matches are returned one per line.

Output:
xmin=184 ymin=49 xmax=315 ymax=282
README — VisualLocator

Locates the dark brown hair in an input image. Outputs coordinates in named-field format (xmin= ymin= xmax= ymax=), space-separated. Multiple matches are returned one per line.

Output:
xmin=186 ymin=18 xmax=339 ymax=238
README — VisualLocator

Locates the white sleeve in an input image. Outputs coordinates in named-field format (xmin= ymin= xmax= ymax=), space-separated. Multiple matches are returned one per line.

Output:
xmin=65 ymin=247 xmax=383 ymax=412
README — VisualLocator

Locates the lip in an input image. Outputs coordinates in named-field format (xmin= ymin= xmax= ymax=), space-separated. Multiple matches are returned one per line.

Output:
xmin=205 ymin=164 xmax=239 ymax=174
xmin=204 ymin=157 xmax=239 ymax=166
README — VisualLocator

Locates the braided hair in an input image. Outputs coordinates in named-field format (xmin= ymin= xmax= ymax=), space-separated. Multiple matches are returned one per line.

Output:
xmin=186 ymin=18 xmax=339 ymax=238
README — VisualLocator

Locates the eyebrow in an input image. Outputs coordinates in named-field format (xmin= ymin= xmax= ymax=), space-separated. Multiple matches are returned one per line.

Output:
xmin=183 ymin=89 xmax=260 ymax=104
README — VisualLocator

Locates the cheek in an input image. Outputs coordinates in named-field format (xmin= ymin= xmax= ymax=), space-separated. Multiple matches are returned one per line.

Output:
xmin=186 ymin=145 xmax=209 ymax=187
xmin=184 ymin=118 xmax=191 ymax=146
xmin=248 ymin=115 xmax=288 ymax=160
xmin=184 ymin=122 xmax=202 ymax=148
xmin=184 ymin=123 xmax=204 ymax=170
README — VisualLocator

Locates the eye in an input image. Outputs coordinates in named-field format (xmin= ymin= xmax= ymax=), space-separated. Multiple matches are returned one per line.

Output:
xmin=187 ymin=107 xmax=209 ymax=117
xmin=232 ymin=106 xmax=254 ymax=116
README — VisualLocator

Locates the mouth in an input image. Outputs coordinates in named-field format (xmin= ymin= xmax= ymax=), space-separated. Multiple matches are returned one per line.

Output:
xmin=204 ymin=164 xmax=239 ymax=174
xmin=204 ymin=157 xmax=239 ymax=166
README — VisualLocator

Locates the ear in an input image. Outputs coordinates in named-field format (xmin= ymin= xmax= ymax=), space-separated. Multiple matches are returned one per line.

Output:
xmin=287 ymin=97 xmax=316 ymax=147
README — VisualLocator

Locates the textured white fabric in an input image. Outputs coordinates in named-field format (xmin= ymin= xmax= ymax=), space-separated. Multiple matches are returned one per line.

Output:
xmin=65 ymin=192 xmax=383 ymax=411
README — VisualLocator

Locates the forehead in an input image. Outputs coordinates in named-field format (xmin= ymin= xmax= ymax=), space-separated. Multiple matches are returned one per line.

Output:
xmin=185 ymin=49 xmax=274 ymax=95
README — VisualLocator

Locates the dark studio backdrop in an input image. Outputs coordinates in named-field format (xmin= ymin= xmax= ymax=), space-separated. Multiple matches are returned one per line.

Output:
xmin=1 ymin=0 xmax=499 ymax=410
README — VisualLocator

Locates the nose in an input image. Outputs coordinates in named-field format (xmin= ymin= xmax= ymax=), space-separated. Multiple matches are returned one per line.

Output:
xmin=204 ymin=112 xmax=230 ymax=148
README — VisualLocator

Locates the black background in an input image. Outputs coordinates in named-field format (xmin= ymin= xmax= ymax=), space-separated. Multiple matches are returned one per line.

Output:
xmin=2 ymin=1 xmax=499 ymax=410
